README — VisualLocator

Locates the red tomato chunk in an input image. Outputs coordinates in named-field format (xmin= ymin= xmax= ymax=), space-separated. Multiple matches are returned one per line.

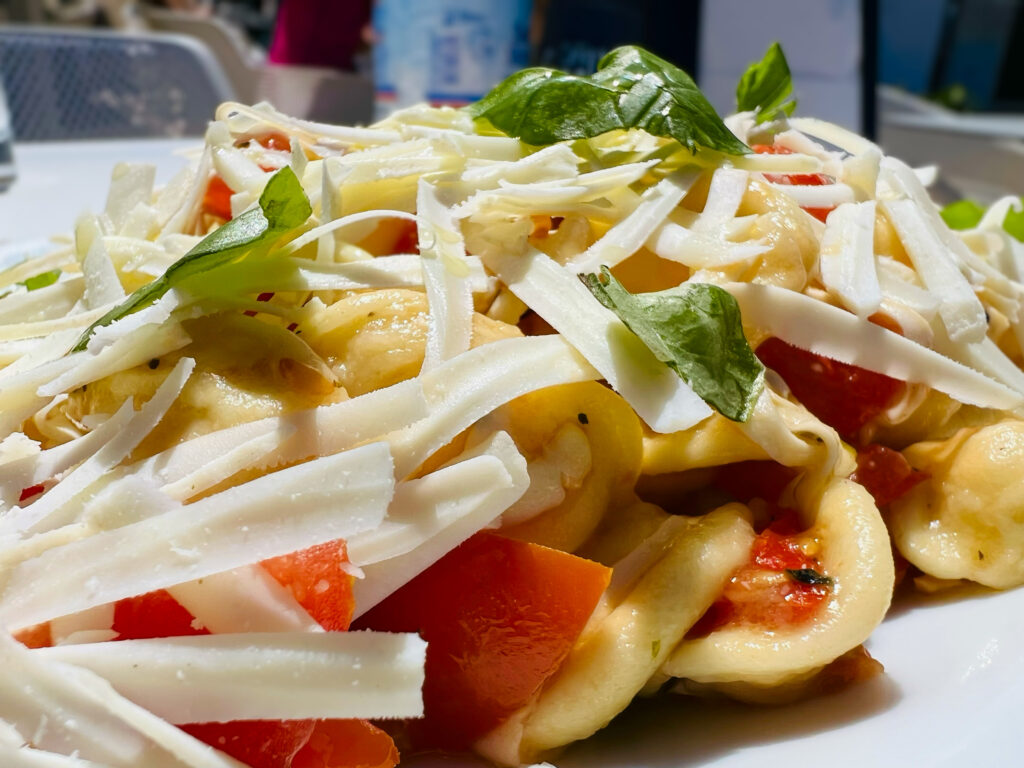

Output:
xmin=355 ymin=532 xmax=611 ymax=751
xmin=852 ymin=443 xmax=928 ymax=507
xmin=756 ymin=337 xmax=904 ymax=443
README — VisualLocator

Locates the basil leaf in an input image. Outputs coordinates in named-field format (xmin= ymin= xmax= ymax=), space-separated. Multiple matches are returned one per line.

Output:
xmin=72 ymin=166 xmax=310 ymax=352
xmin=736 ymin=42 xmax=796 ymax=123
xmin=581 ymin=267 xmax=764 ymax=421
xmin=21 ymin=269 xmax=61 ymax=291
xmin=468 ymin=45 xmax=748 ymax=156
xmin=1002 ymin=202 xmax=1024 ymax=242
xmin=786 ymin=568 xmax=833 ymax=586
xmin=940 ymin=199 xmax=985 ymax=230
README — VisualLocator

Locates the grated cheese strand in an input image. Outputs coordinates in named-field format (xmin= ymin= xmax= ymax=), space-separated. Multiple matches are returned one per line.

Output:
xmin=0 ymin=442 xmax=395 ymax=630
xmin=727 ymin=282 xmax=1022 ymax=411
xmin=819 ymin=201 xmax=882 ymax=317
xmin=482 ymin=246 xmax=712 ymax=433
xmin=417 ymin=179 xmax=474 ymax=370
xmin=33 ymin=631 xmax=427 ymax=724
xmin=351 ymin=431 xmax=529 ymax=617
xmin=0 ymin=358 xmax=196 ymax=537
xmin=881 ymin=198 xmax=987 ymax=343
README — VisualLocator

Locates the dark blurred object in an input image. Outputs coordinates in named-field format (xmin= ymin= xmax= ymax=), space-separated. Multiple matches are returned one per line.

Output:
xmin=268 ymin=0 xmax=370 ymax=70
xmin=533 ymin=0 xmax=700 ymax=75
xmin=0 ymin=26 xmax=234 ymax=140
xmin=881 ymin=0 xmax=1024 ymax=113
xmin=0 ymin=75 xmax=14 ymax=191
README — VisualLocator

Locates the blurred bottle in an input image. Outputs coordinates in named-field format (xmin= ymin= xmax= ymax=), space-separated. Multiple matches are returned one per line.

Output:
xmin=372 ymin=0 xmax=532 ymax=118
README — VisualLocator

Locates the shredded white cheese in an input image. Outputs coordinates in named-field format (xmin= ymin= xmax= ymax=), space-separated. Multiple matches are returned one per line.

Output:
xmin=727 ymin=282 xmax=1023 ymax=410
xmin=0 ymin=442 xmax=395 ymax=630
xmin=34 ymin=631 xmax=427 ymax=724
xmin=482 ymin=246 xmax=712 ymax=433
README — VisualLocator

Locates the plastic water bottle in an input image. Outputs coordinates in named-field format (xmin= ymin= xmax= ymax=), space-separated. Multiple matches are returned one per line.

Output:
xmin=373 ymin=0 xmax=532 ymax=118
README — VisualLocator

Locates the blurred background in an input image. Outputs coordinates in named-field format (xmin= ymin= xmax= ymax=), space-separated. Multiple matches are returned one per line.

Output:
xmin=1 ymin=0 xmax=1024 ymax=203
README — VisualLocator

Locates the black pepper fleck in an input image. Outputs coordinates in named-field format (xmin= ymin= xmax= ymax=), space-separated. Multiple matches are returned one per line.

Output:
xmin=577 ymin=413 xmax=589 ymax=425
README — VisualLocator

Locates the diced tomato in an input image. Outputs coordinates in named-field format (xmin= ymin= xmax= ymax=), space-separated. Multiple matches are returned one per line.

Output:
xmin=115 ymin=552 xmax=391 ymax=768
xmin=182 ymin=721 xmax=315 ymax=768
xmin=355 ymin=532 xmax=612 ymax=750
xmin=687 ymin=513 xmax=829 ymax=637
xmin=292 ymin=719 xmax=399 ymax=768
xmin=18 ymin=483 xmax=45 ymax=502
xmin=13 ymin=622 xmax=52 ymax=649
xmin=254 ymin=133 xmax=291 ymax=152
xmin=184 ymin=719 xmax=398 ymax=768
xmin=753 ymin=143 xmax=834 ymax=222
xmin=262 ymin=540 xmax=356 ymax=632
xmin=712 ymin=460 xmax=799 ymax=505
xmin=391 ymin=219 xmax=419 ymax=255
xmin=852 ymin=443 xmax=928 ymax=507
xmin=756 ymin=337 xmax=903 ymax=443
xmin=113 ymin=589 xmax=209 ymax=640
xmin=203 ymin=175 xmax=235 ymax=221
xmin=752 ymin=527 xmax=810 ymax=571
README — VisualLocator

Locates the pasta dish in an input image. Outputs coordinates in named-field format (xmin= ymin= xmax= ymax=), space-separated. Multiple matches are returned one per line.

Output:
xmin=1 ymin=43 xmax=1023 ymax=768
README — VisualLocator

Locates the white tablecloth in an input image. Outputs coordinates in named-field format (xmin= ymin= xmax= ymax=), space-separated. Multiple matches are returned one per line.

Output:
xmin=0 ymin=138 xmax=199 ymax=247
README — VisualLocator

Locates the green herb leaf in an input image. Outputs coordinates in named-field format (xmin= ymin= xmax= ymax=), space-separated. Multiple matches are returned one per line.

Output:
xmin=72 ymin=167 xmax=311 ymax=352
xmin=1002 ymin=202 xmax=1024 ymax=242
xmin=21 ymin=269 xmax=61 ymax=291
xmin=468 ymin=45 xmax=748 ymax=155
xmin=651 ymin=639 xmax=661 ymax=659
xmin=940 ymin=199 xmax=985 ymax=230
xmin=580 ymin=267 xmax=764 ymax=421
xmin=736 ymin=42 xmax=796 ymax=123
xmin=786 ymin=568 xmax=833 ymax=586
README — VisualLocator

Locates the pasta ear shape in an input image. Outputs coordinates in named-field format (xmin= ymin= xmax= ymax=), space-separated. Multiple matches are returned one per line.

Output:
xmin=497 ymin=381 xmax=644 ymax=553
xmin=890 ymin=420 xmax=1024 ymax=589
xmin=476 ymin=505 xmax=755 ymax=765
xmin=659 ymin=478 xmax=893 ymax=691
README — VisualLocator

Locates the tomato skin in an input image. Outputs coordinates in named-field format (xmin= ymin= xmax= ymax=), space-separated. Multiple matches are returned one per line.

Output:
xmin=355 ymin=532 xmax=612 ymax=750
xmin=261 ymin=539 xmax=355 ymax=632
xmin=755 ymin=337 xmax=903 ymax=443
xmin=254 ymin=133 xmax=291 ymax=152
xmin=13 ymin=622 xmax=52 ymax=649
xmin=111 ymin=544 xmax=391 ymax=768
xmin=852 ymin=443 xmax=928 ymax=507
xmin=19 ymin=483 xmax=45 ymax=502
xmin=752 ymin=144 xmax=834 ymax=222
xmin=390 ymin=219 xmax=419 ymax=255
xmin=113 ymin=589 xmax=209 ymax=640
xmin=182 ymin=721 xmax=315 ymax=768
xmin=687 ymin=512 xmax=828 ymax=637
xmin=202 ymin=175 xmax=234 ymax=221
xmin=292 ymin=720 xmax=399 ymax=768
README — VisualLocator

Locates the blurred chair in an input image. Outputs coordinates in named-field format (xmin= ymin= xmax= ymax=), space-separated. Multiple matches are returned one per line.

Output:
xmin=0 ymin=26 xmax=235 ymax=141
xmin=141 ymin=7 xmax=262 ymax=103
xmin=139 ymin=9 xmax=374 ymax=125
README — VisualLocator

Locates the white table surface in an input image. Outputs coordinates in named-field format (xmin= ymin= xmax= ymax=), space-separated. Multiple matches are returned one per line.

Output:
xmin=0 ymin=138 xmax=200 ymax=245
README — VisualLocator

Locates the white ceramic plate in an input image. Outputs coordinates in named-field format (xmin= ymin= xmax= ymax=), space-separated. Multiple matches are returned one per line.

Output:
xmin=550 ymin=585 xmax=1024 ymax=767
xmin=5 ymin=143 xmax=1021 ymax=768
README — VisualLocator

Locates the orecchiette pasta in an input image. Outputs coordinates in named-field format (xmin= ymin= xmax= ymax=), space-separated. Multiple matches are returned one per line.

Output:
xmin=3 ymin=43 xmax=1024 ymax=768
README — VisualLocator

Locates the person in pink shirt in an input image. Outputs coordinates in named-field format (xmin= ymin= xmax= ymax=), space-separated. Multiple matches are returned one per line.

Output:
xmin=268 ymin=0 xmax=371 ymax=71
